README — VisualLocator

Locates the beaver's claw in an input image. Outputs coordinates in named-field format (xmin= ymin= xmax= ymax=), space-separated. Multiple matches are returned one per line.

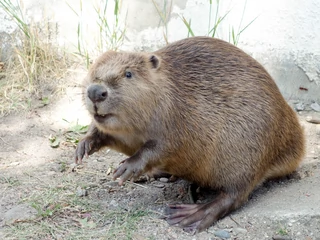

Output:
xmin=75 ymin=137 xmax=98 ymax=164
xmin=113 ymin=158 xmax=144 ymax=185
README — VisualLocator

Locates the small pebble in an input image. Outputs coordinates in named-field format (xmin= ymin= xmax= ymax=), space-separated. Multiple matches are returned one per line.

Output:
xmin=272 ymin=235 xmax=292 ymax=240
xmin=295 ymin=102 xmax=305 ymax=111
xmin=153 ymin=183 xmax=165 ymax=188
xmin=104 ymin=181 xmax=119 ymax=187
xmin=47 ymin=171 xmax=56 ymax=176
xmin=214 ymin=229 xmax=231 ymax=239
xmin=87 ymin=183 xmax=99 ymax=188
xmin=69 ymin=163 xmax=77 ymax=170
xmin=159 ymin=177 xmax=169 ymax=183
xmin=76 ymin=186 xmax=88 ymax=197
xmin=306 ymin=116 xmax=320 ymax=124
xmin=316 ymin=125 xmax=320 ymax=135
xmin=9 ymin=162 xmax=20 ymax=166
xmin=233 ymin=227 xmax=247 ymax=235
xmin=310 ymin=102 xmax=320 ymax=112
xmin=109 ymin=199 xmax=118 ymax=207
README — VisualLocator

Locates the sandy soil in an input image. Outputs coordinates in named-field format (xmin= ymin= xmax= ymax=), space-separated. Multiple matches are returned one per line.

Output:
xmin=0 ymin=85 xmax=319 ymax=240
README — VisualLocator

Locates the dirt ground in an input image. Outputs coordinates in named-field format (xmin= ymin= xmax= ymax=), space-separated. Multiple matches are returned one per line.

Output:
xmin=0 ymin=82 xmax=319 ymax=240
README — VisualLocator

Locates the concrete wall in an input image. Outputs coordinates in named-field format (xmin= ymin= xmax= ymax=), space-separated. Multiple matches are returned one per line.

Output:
xmin=1 ymin=0 xmax=319 ymax=102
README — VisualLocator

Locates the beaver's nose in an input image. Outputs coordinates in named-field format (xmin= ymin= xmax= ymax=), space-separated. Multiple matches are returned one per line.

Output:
xmin=87 ymin=84 xmax=108 ymax=103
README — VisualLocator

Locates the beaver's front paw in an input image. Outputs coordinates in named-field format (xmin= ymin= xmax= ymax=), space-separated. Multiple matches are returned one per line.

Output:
xmin=75 ymin=137 xmax=99 ymax=164
xmin=113 ymin=158 xmax=144 ymax=185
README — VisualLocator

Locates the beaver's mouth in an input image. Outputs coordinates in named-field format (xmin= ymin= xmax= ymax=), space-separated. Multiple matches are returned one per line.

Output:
xmin=94 ymin=113 xmax=112 ymax=123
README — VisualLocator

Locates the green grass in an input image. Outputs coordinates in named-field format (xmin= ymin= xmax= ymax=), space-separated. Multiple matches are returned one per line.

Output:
xmin=66 ymin=0 xmax=91 ymax=68
xmin=164 ymin=0 xmax=258 ymax=46
xmin=229 ymin=0 xmax=259 ymax=46
xmin=277 ymin=226 xmax=289 ymax=236
xmin=207 ymin=0 xmax=231 ymax=38
xmin=2 ymin=168 xmax=153 ymax=240
xmin=102 ymin=209 xmax=150 ymax=240
xmin=63 ymin=119 xmax=89 ymax=146
xmin=0 ymin=176 xmax=21 ymax=187
xmin=152 ymin=0 xmax=172 ymax=44
xmin=0 ymin=0 xmax=70 ymax=116
xmin=48 ymin=119 xmax=88 ymax=149
xmin=67 ymin=0 xmax=126 ymax=68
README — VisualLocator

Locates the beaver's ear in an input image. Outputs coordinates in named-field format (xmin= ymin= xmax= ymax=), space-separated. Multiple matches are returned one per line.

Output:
xmin=149 ymin=55 xmax=160 ymax=69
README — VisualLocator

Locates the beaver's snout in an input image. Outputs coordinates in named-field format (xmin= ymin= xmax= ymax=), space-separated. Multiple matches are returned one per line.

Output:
xmin=87 ymin=84 xmax=108 ymax=103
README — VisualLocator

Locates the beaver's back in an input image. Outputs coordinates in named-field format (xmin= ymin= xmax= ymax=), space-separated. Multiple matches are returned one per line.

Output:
xmin=153 ymin=37 xmax=304 ymax=191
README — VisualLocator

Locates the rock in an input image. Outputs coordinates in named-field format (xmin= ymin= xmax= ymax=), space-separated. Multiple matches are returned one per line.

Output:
xmin=131 ymin=233 xmax=147 ymax=240
xmin=233 ymin=227 xmax=247 ymax=235
xmin=68 ymin=163 xmax=77 ymax=171
xmin=86 ymin=183 xmax=99 ymax=188
xmin=109 ymin=199 xmax=118 ymax=207
xmin=9 ymin=162 xmax=20 ymax=166
xmin=47 ymin=171 xmax=57 ymax=176
xmin=295 ymin=102 xmax=305 ymax=111
xmin=305 ymin=116 xmax=320 ymax=124
xmin=103 ymin=181 xmax=119 ymax=187
xmin=310 ymin=102 xmax=320 ymax=112
xmin=76 ymin=186 xmax=88 ymax=197
xmin=3 ymin=204 xmax=37 ymax=223
xmin=159 ymin=177 xmax=169 ymax=183
xmin=272 ymin=235 xmax=292 ymax=240
xmin=153 ymin=183 xmax=165 ymax=188
xmin=316 ymin=125 xmax=320 ymax=135
xmin=214 ymin=229 xmax=231 ymax=239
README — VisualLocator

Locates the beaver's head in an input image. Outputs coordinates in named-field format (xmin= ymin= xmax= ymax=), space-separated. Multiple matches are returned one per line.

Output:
xmin=83 ymin=51 xmax=162 ymax=134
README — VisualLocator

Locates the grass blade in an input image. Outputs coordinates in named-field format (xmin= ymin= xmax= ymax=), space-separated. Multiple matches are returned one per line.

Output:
xmin=180 ymin=15 xmax=195 ymax=37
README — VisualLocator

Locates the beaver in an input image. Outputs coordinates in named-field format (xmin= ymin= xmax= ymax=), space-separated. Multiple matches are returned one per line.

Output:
xmin=75 ymin=36 xmax=305 ymax=233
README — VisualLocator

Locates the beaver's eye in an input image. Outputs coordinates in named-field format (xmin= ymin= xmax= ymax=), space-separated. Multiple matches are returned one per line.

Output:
xmin=125 ymin=71 xmax=132 ymax=78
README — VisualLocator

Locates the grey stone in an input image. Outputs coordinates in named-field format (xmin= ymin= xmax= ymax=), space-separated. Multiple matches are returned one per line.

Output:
xmin=109 ymin=199 xmax=118 ymax=207
xmin=233 ymin=227 xmax=248 ymax=235
xmin=311 ymin=102 xmax=320 ymax=112
xmin=76 ymin=186 xmax=88 ymax=197
xmin=3 ymin=204 xmax=37 ymax=223
xmin=214 ymin=229 xmax=231 ymax=239
xmin=272 ymin=235 xmax=292 ymax=240
xmin=104 ymin=181 xmax=119 ymax=187
xmin=305 ymin=116 xmax=320 ymax=124
xmin=153 ymin=183 xmax=165 ymax=188
xmin=295 ymin=102 xmax=305 ymax=111
xmin=159 ymin=177 xmax=169 ymax=183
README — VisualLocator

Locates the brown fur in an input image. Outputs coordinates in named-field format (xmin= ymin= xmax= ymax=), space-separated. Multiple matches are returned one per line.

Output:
xmin=76 ymin=37 xmax=305 ymax=233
